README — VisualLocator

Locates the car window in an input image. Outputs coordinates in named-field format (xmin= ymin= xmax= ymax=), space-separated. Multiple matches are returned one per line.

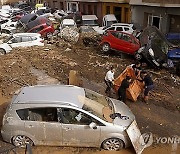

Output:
xmin=31 ymin=36 xmax=37 ymax=41
xmin=16 ymin=108 xmax=58 ymax=122
xmin=116 ymin=27 xmax=123 ymax=31
xmin=124 ymin=27 xmax=130 ymax=31
xmin=21 ymin=36 xmax=32 ymax=42
xmin=61 ymin=108 xmax=103 ymax=126
xmin=106 ymin=27 xmax=114 ymax=31
xmin=11 ymin=37 xmax=21 ymax=43
xmin=121 ymin=34 xmax=132 ymax=42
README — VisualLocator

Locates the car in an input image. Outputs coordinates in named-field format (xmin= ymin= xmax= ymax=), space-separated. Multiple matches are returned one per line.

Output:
xmin=1 ymin=85 xmax=135 ymax=150
xmin=100 ymin=30 xmax=140 ymax=55
xmin=60 ymin=19 xmax=77 ymax=30
xmin=82 ymin=15 xmax=98 ymax=27
xmin=0 ymin=18 xmax=17 ymax=29
xmin=0 ymin=33 xmax=44 ymax=55
xmin=137 ymin=26 xmax=180 ymax=68
xmin=28 ymin=23 xmax=55 ymax=39
xmin=96 ymin=23 xmax=135 ymax=35
xmin=0 ymin=27 xmax=16 ymax=37
xmin=54 ymin=10 xmax=68 ymax=20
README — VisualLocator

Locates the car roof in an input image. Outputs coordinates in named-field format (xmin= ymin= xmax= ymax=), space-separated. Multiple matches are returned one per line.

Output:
xmin=13 ymin=33 xmax=41 ymax=37
xmin=82 ymin=15 xmax=98 ymax=20
xmin=62 ymin=19 xmax=75 ymax=24
xmin=111 ymin=23 xmax=133 ymax=27
xmin=12 ymin=85 xmax=85 ymax=108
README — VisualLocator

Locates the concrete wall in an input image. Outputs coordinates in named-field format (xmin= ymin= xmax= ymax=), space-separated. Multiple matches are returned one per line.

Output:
xmin=131 ymin=5 xmax=180 ymax=33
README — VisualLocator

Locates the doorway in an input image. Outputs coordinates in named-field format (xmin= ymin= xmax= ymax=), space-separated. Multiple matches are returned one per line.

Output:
xmin=114 ymin=7 xmax=121 ymax=22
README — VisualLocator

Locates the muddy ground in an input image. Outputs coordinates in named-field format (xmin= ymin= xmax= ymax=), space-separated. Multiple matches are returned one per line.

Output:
xmin=0 ymin=38 xmax=180 ymax=154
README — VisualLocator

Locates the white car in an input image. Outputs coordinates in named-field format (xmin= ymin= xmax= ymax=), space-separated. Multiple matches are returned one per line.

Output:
xmin=0 ymin=18 xmax=17 ymax=29
xmin=96 ymin=23 xmax=135 ymax=35
xmin=0 ymin=27 xmax=16 ymax=37
xmin=54 ymin=10 xmax=68 ymax=20
xmin=0 ymin=33 xmax=44 ymax=55
xmin=60 ymin=19 xmax=77 ymax=30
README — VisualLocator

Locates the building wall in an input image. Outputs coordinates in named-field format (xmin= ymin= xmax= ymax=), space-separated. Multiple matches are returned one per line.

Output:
xmin=79 ymin=2 xmax=102 ymax=25
xmin=131 ymin=5 xmax=180 ymax=33
xmin=102 ymin=2 xmax=130 ymax=23
xmin=142 ymin=0 xmax=180 ymax=4
xmin=47 ymin=0 xmax=66 ymax=10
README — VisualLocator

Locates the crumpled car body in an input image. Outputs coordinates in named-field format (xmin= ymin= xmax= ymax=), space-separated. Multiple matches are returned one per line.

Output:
xmin=138 ymin=26 xmax=180 ymax=68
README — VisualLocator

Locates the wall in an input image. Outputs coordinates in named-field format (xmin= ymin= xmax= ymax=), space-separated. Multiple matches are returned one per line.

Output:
xmin=102 ymin=2 xmax=130 ymax=23
xmin=131 ymin=5 xmax=180 ymax=33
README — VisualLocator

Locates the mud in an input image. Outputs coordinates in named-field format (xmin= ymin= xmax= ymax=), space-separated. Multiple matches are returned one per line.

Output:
xmin=0 ymin=41 xmax=179 ymax=153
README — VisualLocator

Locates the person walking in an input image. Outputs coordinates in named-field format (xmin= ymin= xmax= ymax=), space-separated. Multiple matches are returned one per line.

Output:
xmin=104 ymin=66 xmax=115 ymax=95
xmin=118 ymin=76 xmax=132 ymax=103
xmin=140 ymin=71 xmax=154 ymax=103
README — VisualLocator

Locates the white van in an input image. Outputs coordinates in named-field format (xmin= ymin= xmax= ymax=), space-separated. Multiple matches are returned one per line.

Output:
xmin=102 ymin=14 xmax=118 ymax=27
xmin=82 ymin=15 xmax=98 ymax=26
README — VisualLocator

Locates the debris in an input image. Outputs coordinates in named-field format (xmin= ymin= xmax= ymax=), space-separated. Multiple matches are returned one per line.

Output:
xmin=65 ymin=48 xmax=71 ymax=52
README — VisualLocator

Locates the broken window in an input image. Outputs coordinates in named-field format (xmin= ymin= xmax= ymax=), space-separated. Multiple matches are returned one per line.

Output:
xmin=16 ymin=108 xmax=58 ymax=122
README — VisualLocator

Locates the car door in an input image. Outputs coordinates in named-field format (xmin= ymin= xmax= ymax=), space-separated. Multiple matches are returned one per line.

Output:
xmin=118 ymin=33 xmax=135 ymax=54
xmin=60 ymin=107 xmax=102 ymax=147
xmin=25 ymin=107 xmax=62 ymax=145
xmin=110 ymin=31 xmax=124 ymax=51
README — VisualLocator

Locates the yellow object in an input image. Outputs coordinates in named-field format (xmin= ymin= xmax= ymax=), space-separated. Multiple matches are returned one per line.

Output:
xmin=35 ymin=4 xmax=44 ymax=8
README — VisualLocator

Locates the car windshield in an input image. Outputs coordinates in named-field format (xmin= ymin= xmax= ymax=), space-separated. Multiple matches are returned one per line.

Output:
xmin=107 ymin=20 xmax=117 ymax=27
xmin=82 ymin=20 xmax=98 ymax=26
xmin=78 ymin=89 xmax=114 ymax=123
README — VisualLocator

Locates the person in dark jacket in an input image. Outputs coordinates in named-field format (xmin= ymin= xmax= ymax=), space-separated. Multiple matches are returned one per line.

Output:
xmin=140 ymin=71 xmax=154 ymax=102
xmin=118 ymin=76 xmax=132 ymax=103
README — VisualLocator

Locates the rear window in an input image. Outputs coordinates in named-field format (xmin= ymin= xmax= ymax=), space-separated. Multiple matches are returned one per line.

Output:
xmin=16 ymin=108 xmax=58 ymax=122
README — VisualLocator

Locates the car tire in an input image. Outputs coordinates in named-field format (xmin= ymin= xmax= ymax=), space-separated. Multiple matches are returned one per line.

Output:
xmin=102 ymin=43 xmax=110 ymax=53
xmin=0 ymin=48 xmax=6 ymax=55
xmin=12 ymin=135 xmax=34 ymax=148
xmin=134 ymin=52 xmax=142 ymax=60
xmin=102 ymin=138 xmax=124 ymax=151
xmin=46 ymin=32 xmax=53 ymax=39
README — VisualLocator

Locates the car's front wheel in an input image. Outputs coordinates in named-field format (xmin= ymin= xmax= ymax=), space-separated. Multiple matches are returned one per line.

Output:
xmin=0 ymin=48 xmax=6 ymax=55
xmin=12 ymin=135 xmax=34 ymax=148
xmin=102 ymin=43 xmax=110 ymax=53
xmin=102 ymin=138 xmax=124 ymax=151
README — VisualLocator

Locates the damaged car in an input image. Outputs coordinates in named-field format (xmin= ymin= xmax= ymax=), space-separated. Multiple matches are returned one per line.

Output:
xmin=136 ymin=26 xmax=180 ymax=68
xmin=100 ymin=30 xmax=140 ymax=55
xmin=0 ymin=33 xmax=44 ymax=55
xmin=1 ymin=85 xmax=139 ymax=151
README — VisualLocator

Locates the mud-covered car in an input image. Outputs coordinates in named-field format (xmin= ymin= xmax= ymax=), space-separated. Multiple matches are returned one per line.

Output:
xmin=1 ymin=85 xmax=136 ymax=150
xmin=136 ymin=26 xmax=180 ymax=68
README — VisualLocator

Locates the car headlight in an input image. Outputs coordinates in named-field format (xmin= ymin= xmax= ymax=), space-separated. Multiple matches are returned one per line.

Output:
xmin=149 ymin=48 xmax=154 ymax=57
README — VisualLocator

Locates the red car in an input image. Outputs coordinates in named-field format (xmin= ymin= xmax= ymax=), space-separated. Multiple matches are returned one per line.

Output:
xmin=100 ymin=30 xmax=140 ymax=55
xmin=28 ymin=23 xmax=55 ymax=38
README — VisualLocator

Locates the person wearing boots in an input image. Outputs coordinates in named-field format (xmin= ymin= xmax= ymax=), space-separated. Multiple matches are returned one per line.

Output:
xmin=140 ymin=71 xmax=154 ymax=103
xmin=104 ymin=66 xmax=115 ymax=95
xmin=118 ymin=76 xmax=132 ymax=103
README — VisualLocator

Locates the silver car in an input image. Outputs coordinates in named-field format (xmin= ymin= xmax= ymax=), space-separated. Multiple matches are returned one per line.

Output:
xmin=1 ymin=85 xmax=135 ymax=150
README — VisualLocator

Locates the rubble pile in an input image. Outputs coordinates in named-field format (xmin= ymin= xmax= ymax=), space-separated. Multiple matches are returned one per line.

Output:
xmin=60 ymin=27 xmax=79 ymax=43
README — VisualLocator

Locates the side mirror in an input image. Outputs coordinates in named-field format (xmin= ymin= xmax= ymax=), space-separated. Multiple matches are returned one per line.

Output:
xmin=89 ymin=122 xmax=97 ymax=129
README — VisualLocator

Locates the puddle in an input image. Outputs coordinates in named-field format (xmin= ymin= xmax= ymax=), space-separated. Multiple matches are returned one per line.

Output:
xmin=30 ymin=67 xmax=60 ymax=85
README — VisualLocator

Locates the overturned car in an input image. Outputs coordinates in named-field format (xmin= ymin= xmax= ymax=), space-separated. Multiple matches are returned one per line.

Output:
xmin=135 ymin=26 xmax=180 ymax=68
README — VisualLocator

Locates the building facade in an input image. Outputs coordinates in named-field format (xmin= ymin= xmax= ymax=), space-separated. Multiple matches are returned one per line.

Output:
xmin=130 ymin=0 xmax=180 ymax=33
xmin=46 ymin=0 xmax=131 ymax=25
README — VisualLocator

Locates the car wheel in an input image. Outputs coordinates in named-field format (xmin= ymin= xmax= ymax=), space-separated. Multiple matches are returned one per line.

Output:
xmin=12 ymin=135 xmax=33 ymax=148
xmin=102 ymin=43 xmax=110 ymax=52
xmin=102 ymin=138 xmax=124 ymax=151
xmin=46 ymin=32 xmax=53 ymax=39
xmin=134 ymin=52 xmax=142 ymax=60
xmin=0 ymin=48 xmax=6 ymax=55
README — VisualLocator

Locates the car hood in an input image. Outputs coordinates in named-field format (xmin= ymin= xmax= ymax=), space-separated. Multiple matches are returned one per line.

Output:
xmin=109 ymin=98 xmax=135 ymax=127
